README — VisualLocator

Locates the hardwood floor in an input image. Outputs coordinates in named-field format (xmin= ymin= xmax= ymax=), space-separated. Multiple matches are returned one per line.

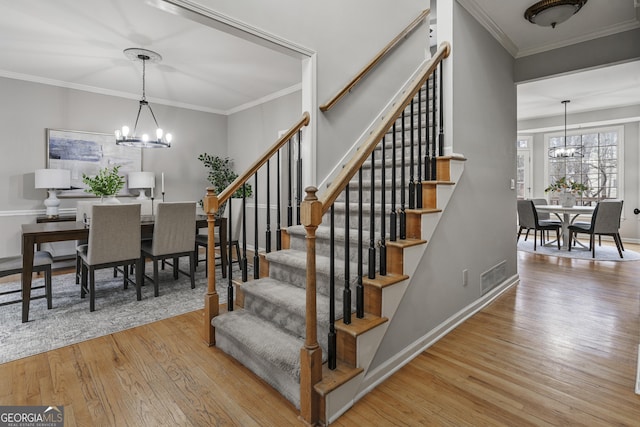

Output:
xmin=1 ymin=243 xmax=639 ymax=426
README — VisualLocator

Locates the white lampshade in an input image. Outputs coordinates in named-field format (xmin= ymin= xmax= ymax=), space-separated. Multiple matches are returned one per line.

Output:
xmin=35 ymin=169 xmax=71 ymax=189
xmin=128 ymin=171 xmax=155 ymax=189
xmin=34 ymin=169 xmax=70 ymax=217
xmin=128 ymin=171 xmax=155 ymax=200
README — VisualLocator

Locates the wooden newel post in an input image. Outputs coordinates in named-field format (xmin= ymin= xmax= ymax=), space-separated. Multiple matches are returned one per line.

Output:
xmin=299 ymin=186 xmax=323 ymax=425
xmin=203 ymin=187 xmax=219 ymax=345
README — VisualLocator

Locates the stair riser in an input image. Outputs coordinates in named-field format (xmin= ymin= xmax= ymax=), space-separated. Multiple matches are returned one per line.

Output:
xmin=288 ymin=231 xmax=372 ymax=271
xmin=268 ymin=257 xmax=361 ymax=298
xmin=243 ymin=292 xmax=332 ymax=355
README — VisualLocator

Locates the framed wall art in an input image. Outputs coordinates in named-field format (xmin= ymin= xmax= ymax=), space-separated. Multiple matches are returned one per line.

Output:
xmin=46 ymin=128 xmax=142 ymax=197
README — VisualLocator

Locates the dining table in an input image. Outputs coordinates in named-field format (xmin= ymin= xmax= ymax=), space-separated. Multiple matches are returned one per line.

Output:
xmin=20 ymin=214 xmax=225 ymax=323
xmin=535 ymin=205 xmax=595 ymax=249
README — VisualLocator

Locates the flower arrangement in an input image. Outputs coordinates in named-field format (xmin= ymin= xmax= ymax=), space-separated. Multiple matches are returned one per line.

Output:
xmin=544 ymin=176 xmax=588 ymax=195
xmin=82 ymin=165 xmax=126 ymax=197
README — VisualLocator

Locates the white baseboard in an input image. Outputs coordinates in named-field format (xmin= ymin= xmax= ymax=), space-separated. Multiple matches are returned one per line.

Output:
xmin=354 ymin=273 xmax=520 ymax=403
xmin=635 ymin=345 xmax=640 ymax=395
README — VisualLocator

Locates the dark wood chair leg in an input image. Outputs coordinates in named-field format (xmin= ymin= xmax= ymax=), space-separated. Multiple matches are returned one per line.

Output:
xmin=189 ymin=253 xmax=195 ymax=289
xmin=45 ymin=265 xmax=52 ymax=309
xmin=153 ymin=259 xmax=160 ymax=297
xmin=90 ymin=268 xmax=96 ymax=312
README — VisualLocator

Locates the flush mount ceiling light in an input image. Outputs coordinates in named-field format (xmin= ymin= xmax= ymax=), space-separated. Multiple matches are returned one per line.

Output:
xmin=524 ymin=0 xmax=588 ymax=29
xmin=549 ymin=100 xmax=583 ymax=158
xmin=115 ymin=48 xmax=173 ymax=148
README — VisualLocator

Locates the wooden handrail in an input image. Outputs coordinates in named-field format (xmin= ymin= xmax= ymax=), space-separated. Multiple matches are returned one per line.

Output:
xmin=217 ymin=111 xmax=311 ymax=205
xmin=319 ymin=9 xmax=430 ymax=112
xmin=319 ymin=41 xmax=451 ymax=212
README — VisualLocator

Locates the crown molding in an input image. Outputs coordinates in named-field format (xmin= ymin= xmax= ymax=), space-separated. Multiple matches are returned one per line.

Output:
xmin=516 ymin=19 xmax=640 ymax=58
xmin=456 ymin=0 xmax=519 ymax=57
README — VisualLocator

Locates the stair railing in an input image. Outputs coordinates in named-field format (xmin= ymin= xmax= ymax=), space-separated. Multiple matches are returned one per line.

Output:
xmin=202 ymin=111 xmax=310 ymax=345
xmin=300 ymin=41 xmax=450 ymax=424
xmin=319 ymin=9 xmax=430 ymax=112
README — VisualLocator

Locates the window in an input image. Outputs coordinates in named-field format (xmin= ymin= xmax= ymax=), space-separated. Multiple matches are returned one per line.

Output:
xmin=546 ymin=126 xmax=623 ymax=203
xmin=516 ymin=136 xmax=532 ymax=199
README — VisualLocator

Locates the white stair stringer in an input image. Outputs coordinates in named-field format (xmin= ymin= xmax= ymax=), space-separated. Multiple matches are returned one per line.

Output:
xmin=321 ymin=157 xmax=466 ymax=424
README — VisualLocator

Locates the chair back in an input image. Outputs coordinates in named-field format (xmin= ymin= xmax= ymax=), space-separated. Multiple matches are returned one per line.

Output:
xmin=87 ymin=204 xmax=141 ymax=265
xmin=152 ymin=202 xmax=196 ymax=255
xmin=517 ymin=200 xmax=536 ymax=228
xmin=531 ymin=198 xmax=551 ymax=220
xmin=592 ymin=200 xmax=623 ymax=234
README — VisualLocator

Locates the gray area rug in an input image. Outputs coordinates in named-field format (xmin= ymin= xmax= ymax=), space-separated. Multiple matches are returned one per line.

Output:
xmin=517 ymin=239 xmax=640 ymax=261
xmin=0 ymin=260 xmax=239 ymax=364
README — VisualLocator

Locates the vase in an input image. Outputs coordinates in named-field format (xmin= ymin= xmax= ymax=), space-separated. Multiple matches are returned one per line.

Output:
xmin=559 ymin=192 xmax=576 ymax=208
xmin=101 ymin=195 xmax=120 ymax=204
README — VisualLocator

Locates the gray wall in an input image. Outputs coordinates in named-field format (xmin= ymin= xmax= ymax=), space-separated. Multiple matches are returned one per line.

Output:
xmin=369 ymin=1 xmax=517 ymax=370
xmin=518 ymin=104 xmax=640 ymax=241
xmin=0 ymin=76 xmax=226 ymax=257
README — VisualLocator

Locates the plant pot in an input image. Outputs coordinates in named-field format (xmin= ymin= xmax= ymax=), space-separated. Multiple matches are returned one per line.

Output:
xmin=101 ymin=195 xmax=120 ymax=204
xmin=559 ymin=192 xmax=576 ymax=208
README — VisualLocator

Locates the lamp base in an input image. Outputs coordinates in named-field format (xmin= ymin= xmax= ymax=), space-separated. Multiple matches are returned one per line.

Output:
xmin=136 ymin=189 xmax=149 ymax=200
xmin=44 ymin=190 xmax=60 ymax=218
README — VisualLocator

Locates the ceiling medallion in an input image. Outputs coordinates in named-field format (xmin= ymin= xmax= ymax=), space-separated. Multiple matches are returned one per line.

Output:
xmin=524 ymin=0 xmax=588 ymax=29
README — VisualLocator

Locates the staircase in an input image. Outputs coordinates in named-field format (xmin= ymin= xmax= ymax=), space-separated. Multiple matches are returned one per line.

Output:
xmin=204 ymin=43 xmax=455 ymax=424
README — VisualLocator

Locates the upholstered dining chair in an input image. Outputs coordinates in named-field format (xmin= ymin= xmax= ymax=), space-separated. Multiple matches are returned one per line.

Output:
xmin=141 ymin=202 xmax=196 ymax=296
xmin=568 ymin=200 xmax=624 ymax=258
xmin=196 ymin=198 xmax=243 ymax=278
xmin=0 ymin=251 xmax=53 ymax=308
xmin=78 ymin=203 xmax=142 ymax=312
xmin=531 ymin=198 xmax=560 ymax=242
xmin=517 ymin=199 xmax=561 ymax=250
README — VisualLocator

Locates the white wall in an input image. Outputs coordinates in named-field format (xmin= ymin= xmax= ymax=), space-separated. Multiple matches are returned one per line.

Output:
xmin=0 ymin=76 xmax=226 ymax=257
xmin=518 ymin=104 xmax=640 ymax=241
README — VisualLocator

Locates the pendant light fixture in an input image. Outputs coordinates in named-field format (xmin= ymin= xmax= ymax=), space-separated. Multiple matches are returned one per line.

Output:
xmin=115 ymin=48 xmax=173 ymax=148
xmin=524 ymin=0 xmax=588 ymax=29
xmin=549 ymin=100 xmax=582 ymax=158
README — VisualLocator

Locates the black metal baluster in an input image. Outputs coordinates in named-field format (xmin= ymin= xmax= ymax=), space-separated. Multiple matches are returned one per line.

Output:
xmin=253 ymin=174 xmax=259 ymax=280
xmin=400 ymin=110 xmax=407 ymax=240
xmin=390 ymin=122 xmax=397 ymax=242
xmin=425 ymin=78 xmax=432 ymax=182
xmin=227 ymin=199 xmax=234 ymax=310
xmin=431 ymin=70 xmax=437 ymax=180
xmin=287 ymin=139 xmax=293 ymax=227
xmin=379 ymin=136 xmax=387 ymax=276
xmin=328 ymin=205 xmax=336 ymax=370
xmin=357 ymin=168 xmax=364 ymax=319
xmin=343 ymin=184 xmax=351 ymax=324
xmin=296 ymin=130 xmax=302 ymax=225
xmin=368 ymin=150 xmax=376 ymax=279
xmin=409 ymin=98 xmax=415 ymax=209
xmin=276 ymin=150 xmax=282 ymax=250
xmin=417 ymin=85 xmax=423 ymax=208
xmin=266 ymin=159 xmax=271 ymax=253
xmin=438 ymin=61 xmax=445 ymax=158
xmin=242 ymin=188 xmax=248 ymax=282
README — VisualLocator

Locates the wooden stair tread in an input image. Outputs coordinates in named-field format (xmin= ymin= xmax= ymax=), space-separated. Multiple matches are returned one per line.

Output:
xmin=362 ymin=272 xmax=409 ymax=289
xmin=406 ymin=207 xmax=441 ymax=215
xmin=386 ymin=238 xmax=426 ymax=249
xmin=422 ymin=180 xmax=455 ymax=185
xmin=314 ymin=363 xmax=364 ymax=397
xmin=334 ymin=312 xmax=388 ymax=337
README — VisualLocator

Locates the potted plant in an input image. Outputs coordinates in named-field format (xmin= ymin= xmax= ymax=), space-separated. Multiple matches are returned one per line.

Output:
xmin=544 ymin=176 xmax=588 ymax=207
xmin=82 ymin=165 xmax=126 ymax=203
xmin=198 ymin=153 xmax=252 ymax=216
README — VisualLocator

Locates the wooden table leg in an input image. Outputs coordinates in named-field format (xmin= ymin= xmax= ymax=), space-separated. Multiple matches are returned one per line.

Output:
xmin=22 ymin=234 xmax=35 ymax=323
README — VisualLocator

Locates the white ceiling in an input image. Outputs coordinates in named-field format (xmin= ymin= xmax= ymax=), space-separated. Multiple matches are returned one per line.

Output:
xmin=460 ymin=0 xmax=640 ymax=120
xmin=0 ymin=1 xmax=638 ymax=120
xmin=0 ymin=0 xmax=302 ymax=115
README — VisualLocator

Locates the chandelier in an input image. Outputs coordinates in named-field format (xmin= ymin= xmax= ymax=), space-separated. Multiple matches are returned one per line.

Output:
xmin=524 ymin=0 xmax=588 ymax=29
xmin=549 ymin=100 xmax=582 ymax=158
xmin=115 ymin=48 xmax=172 ymax=148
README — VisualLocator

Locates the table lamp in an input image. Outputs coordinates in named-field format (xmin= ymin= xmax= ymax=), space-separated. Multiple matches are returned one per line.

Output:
xmin=128 ymin=171 xmax=155 ymax=200
xmin=35 ymin=168 xmax=71 ymax=218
